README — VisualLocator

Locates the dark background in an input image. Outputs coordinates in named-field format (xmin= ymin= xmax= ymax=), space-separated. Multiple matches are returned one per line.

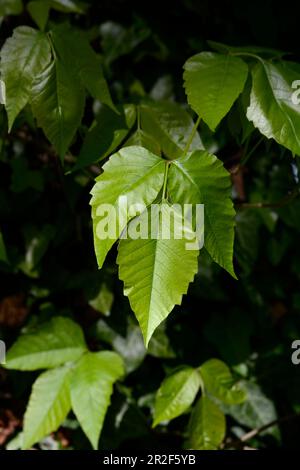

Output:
xmin=1 ymin=0 xmax=300 ymax=450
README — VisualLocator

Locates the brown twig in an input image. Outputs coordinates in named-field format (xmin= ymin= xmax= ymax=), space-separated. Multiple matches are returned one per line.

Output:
xmin=235 ymin=187 xmax=300 ymax=210
xmin=224 ymin=413 xmax=300 ymax=449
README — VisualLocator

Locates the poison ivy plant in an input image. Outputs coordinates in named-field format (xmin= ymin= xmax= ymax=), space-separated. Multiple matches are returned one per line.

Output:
xmin=4 ymin=317 xmax=124 ymax=449
xmin=91 ymin=144 xmax=235 ymax=344
xmin=1 ymin=7 xmax=300 ymax=451
xmin=183 ymin=52 xmax=248 ymax=130
xmin=0 ymin=23 xmax=114 ymax=161
xmin=247 ymin=60 xmax=300 ymax=155
xmin=0 ymin=27 xmax=51 ymax=130
xmin=152 ymin=359 xmax=245 ymax=449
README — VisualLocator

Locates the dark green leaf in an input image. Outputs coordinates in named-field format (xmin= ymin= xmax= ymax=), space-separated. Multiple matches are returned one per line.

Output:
xmin=184 ymin=52 xmax=248 ymax=130
xmin=0 ymin=26 xmax=51 ymax=130
xmin=186 ymin=395 xmax=226 ymax=450
xmin=140 ymin=101 xmax=203 ymax=159
xmin=5 ymin=317 xmax=87 ymax=370
xmin=247 ymin=60 xmax=300 ymax=155
xmin=27 ymin=1 xmax=50 ymax=30
xmin=0 ymin=0 xmax=23 ymax=16
xmin=200 ymin=359 xmax=246 ymax=404
xmin=31 ymin=30 xmax=85 ymax=159
xmin=74 ymin=104 xmax=136 ymax=171
xmin=168 ymin=150 xmax=236 ymax=277
xmin=153 ymin=367 xmax=201 ymax=426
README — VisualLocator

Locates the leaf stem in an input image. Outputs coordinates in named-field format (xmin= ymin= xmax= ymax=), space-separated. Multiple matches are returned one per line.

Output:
xmin=235 ymin=187 xmax=300 ymax=209
xmin=162 ymin=161 xmax=170 ymax=201
xmin=183 ymin=115 xmax=201 ymax=156
xmin=240 ymin=136 xmax=264 ymax=165
xmin=230 ymin=51 xmax=264 ymax=63
xmin=137 ymin=105 xmax=141 ymax=130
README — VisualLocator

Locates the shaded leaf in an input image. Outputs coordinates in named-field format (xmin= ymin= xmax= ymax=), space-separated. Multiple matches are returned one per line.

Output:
xmin=0 ymin=0 xmax=23 ymax=16
xmin=90 ymin=146 xmax=165 ymax=268
xmin=5 ymin=317 xmax=87 ymax=370
xmin=186 ymin=395 xmax=225 ymax=450
xmin=50 ymin=0 xmax=86 ymax=13
xmin=168 ymin=150 xmax=236 ymax=277
xmin=31 ymin=49 xmax=85 ymax=159
xmin=153 ymin=367 xmax=201 ymax=426
xmin=0 ymin=230 xmax=8 ymax=263
xmin=23 ymin=365 xmax=72 ymax=449
xmin=200 ymin=359 xmax=246 ymax=404
xmin=88 ymin=283 xmax=113 ymax=316
xmin=124 ymin=128 xmax=161 ymax=155
xmin=51 ymin=24 xmax=115 ymax=111
xmin=184 ymin=52 xmax=248 ymax=130
xmin=247 ymin=60 xmax=300 ymax=155
xmin=221 ymin=381 xmax=280 ymax=439
xmin=140 ymin=101 xmax=203 ymax=159
xmin=117 ymin=203 xmax=199 ymax=345
xmin=0 ymin=26 xmax=51 ymax=130
xmin=74 ymin=104 xmax=136 ymax=171
xmin=70 ymin=351 xmax=124 ymax=449
xmin=27 ymin=1 xmax=50 ymax=30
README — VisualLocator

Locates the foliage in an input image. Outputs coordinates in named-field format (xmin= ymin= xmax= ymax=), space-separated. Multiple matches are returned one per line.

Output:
xmin=0 ymin=0 xmax=300 ymax=451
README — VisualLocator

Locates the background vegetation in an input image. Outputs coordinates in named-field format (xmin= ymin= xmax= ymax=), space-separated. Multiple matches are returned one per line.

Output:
xmin=1 ymin=0 xmax=300 ymax=450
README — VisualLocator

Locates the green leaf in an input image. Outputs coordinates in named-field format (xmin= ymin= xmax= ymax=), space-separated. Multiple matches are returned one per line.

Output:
xmin=90 ymin=146 xmax=165 ymax=268
xmin=30 ymin=37 xmax=85 ymax=159
xmin=51 ymin=24 xmax=115 ymax=111
xmin=247 ymin=60 xmax=300 ymax=155
xmin=5 ymin=317 xmax=87 ymax=370
xmin=74 ymin=104 xmax=136 ymax=171
xmin=23 ymin=365 xmax=72 ymax=449
xmin=200 ymin=359 xmax=246 ymax=405
xmin=70 ymin=351 xmax=124 ymax=449
xmin=0 ymin=230 xmax=8 ymax=263
xmin=124 ymin=129 xmax=161 ymax=155
xmin=27 ymin=1 xmax=50 ymax=30
xmin=0 ymin=0 xmax=23 ymax=16
xmin=50 ymin=0 xmax=86 ymax=13
xmin=117 ymin=203 xmax=199 ymax=345
xmin=147 ymin=323 xmax=175 ymax=359
xmin=153 ymin=367 xmax=201 ymax=426
xmin=168 ymin=150 xmax=236 ymax=278
xmin=140 ymin=101 xmax=203 ymax=159
xmin=0 ymin=26 xmax=51 ymax=130
xmin=221 ymin=381 xmax=279 ymax=439
xmin=183 ymin=52 xmax=248 ymax=131
xmin=95 ymin=321 xmax=146 ymax=373
xmin=88 ymin=283 xmax=113 ymax=316
xmin=186 ymin=395 xmax=226 ymax=450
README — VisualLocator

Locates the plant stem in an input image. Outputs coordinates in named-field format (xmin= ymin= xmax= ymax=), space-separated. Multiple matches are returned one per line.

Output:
xmin=183 ymin=115 xmax=201 ymax=156
xmin=137 ymin=105 xmax=141 ymax=130
xmin=240 ymin=136 xmax=264 ymax=165
xmin=236 ymin=187 xmax=300 ymax=209
xmin=230 ymin=51 xmax=264 ymax=63
xmin=162 ymin=161 xmax=170 ymax=200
